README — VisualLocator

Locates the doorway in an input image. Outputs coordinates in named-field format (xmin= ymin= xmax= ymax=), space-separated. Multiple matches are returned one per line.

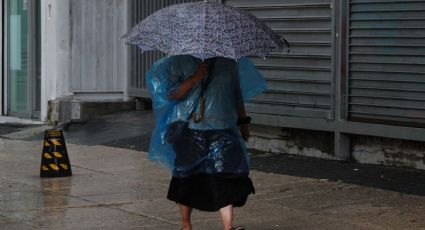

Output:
xmin=4 ymin=0 xmax=40 ymax=119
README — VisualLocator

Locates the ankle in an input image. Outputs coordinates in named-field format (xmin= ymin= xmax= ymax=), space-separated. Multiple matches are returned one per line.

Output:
xmin=181 ymin=222 xmax=192 ymax=230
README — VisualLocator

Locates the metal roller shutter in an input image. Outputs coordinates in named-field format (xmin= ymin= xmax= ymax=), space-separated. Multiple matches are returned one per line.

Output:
xmin=70 ymin=0 xmax=127 ymax=92
xmin=128 ymin=0 xmax=202 ymax=98
xmin=224 ymin=0 xmax=334 ymax=119
xmin=348 ymin=0 xmax=425 ymax=127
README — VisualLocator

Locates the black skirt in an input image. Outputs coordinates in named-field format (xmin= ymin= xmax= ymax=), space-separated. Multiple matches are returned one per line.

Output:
xmin=167 ymin=173 xmax=255 ymax=212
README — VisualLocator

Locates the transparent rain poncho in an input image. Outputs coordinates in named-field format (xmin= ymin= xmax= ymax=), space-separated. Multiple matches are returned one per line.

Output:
xmin=147 ymin=55 xmax=266 ymax=177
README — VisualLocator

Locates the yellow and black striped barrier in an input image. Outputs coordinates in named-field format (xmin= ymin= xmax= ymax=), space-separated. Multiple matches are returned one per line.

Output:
xmin=40 ymin=129 xmax=72 ymax=177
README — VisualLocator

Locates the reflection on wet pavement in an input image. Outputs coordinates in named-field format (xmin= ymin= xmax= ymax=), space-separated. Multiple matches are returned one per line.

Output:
xmin=1 ymin=111 xmax=425 ymax=229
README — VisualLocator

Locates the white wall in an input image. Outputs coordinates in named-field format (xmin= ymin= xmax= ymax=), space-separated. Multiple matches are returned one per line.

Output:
xmin=69 ymin=0 xmax=129 ymax=95
xmin=40 ymin=0 xmax=130 ymax=121
xmin=40 ymin=0 xmax=72 ymax=121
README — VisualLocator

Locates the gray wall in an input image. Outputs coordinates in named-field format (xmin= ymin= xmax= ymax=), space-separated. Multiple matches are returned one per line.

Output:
xmin=70 ymin=0 xmax=128 ymax=95
xmin=128 ymin=0 xmax=425 ymax=137
xmin=352 ymin=135 xmax=425 ymax=170
xmin=128 ymin=0 xmax=202 ymax=98
xmin=126 ymin=0 xmax=425 ymax=166
xmin=348 ymin=0 xmax=425 ymax=127
xmin=41 ymin=0 xmax=130 ymax=121
xmin=41 ymin=0 xmax=72 ymax=121
xmin=226 ymin=0 xmax=334 ymax=120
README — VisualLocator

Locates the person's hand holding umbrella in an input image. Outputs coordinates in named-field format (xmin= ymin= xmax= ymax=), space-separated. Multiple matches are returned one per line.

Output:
xmin=168 ymin=63 xmax=208 ymax=100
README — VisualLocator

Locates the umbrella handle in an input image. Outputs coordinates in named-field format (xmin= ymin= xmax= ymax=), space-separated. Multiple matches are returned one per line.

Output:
xmin=192 ymin=96 xmax=205 ymax=123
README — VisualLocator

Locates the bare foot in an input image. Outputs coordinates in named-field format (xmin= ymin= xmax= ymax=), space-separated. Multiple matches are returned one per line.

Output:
xmin=181 ymin=223 xmax=192 ymax=230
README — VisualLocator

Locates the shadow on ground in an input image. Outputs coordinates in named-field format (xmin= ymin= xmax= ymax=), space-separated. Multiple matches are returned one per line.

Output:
xmin=2 ymin=110 xmax=425 ymax=197
xmin=249 ymin=150 xmax=425 ymax=196
xmin=67 ymin=110 xmax=425 ymax=197
xmin=63 ymin=110 xmax=155 ymax=152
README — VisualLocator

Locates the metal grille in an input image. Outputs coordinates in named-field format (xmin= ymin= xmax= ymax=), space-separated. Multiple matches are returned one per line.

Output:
xmin=348 ymin=0 xmax=425 ymax=127
xmin=224 ymin=0 xmax=334 ymax=119
xmin=70 ymin=0 xmax=127 ymax=92
xmin=128 ymin=0 xmax=202 ymax=98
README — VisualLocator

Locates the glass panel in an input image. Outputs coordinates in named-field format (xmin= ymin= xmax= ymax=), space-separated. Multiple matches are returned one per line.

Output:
xmin=7 ymin=0 xmax=29 ymax=115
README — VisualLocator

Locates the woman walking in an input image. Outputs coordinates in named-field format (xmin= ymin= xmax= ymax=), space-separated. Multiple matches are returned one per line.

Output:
xmin=123 ymin=2 xmax=287 ymax=229
xmin=147 ymin=55 xmax=266 ymax=230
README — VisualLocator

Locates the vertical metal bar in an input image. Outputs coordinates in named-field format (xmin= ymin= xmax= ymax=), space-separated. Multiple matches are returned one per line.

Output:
xmin=134 ymin=0 xmax=137 ymax=90
xmin=330 ymin=0 xmax=336 ymax=121
xmin=0 ymin=0 xmax=5 ymax=115
xmin=129 ymin=0 xmax=132 ymax=90
xmin=3 ymin=0 xmax=9 ymax=115
xmin=137 ymin=0 xmax=142 ymax=89
xmin=334 ymin=0 xmax=350 ymax=160
xmin=134 ymin=0 xmax=138 ymax=90
xmin=28 ymin=0 xmax=36 ymax=118
xmin=137 ymin=0 xmax=141 ymax=90
xmin=147 ymin=0 xmax=151 ymax=90
xmin=334 ymin=0 xmax=349 ymax=122
xmin=142 ymin=0 xmax=147 ymax=90
xmin=0 ymin=0 xmax=3 ymax=115
xmin=126 ymin=0 xmax=132 ymax=96
xmin=344 ymin=0 xmax=350 ymax=121
xmin=80 ymin=0 xmax=85 ymax=90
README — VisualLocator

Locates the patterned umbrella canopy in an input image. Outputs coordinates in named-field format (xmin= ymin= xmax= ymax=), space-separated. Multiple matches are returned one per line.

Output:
xmin=122 ymin=1 xmax=289 ymax=60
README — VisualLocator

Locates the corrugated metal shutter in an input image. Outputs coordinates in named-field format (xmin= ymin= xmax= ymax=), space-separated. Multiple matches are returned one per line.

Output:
xmin=70 ymin=0 xmax=127 ymax=92
xmin=348 ymin=0 xmax=425 ymax=127
xmin=224 ymin=0 xmax=334 ymax=119
xmin=128 ymin=0 xmax=202 ymax=98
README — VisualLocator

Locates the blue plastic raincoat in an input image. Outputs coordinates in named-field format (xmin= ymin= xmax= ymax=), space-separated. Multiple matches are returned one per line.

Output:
xmin=147 ymin=55 xmax=266 ymax=177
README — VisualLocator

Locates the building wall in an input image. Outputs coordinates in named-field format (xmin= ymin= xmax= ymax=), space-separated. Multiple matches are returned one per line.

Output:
xmin=69 ymin=0 xmax=129 ymax=98
xmin=128 ymin=0 xmax=202 ymax=98
xmin=122 ymin=0 xmax=425 ymax=170
xmin=40 ymin=0 xmax=72 ymax=121
xmin=226 ymin=0 xmax=334 ymax=121
xmin=40 ymin=0 xmax=130 ymax=121
xmin=36 ymin=0 xmax=425 ymax=169
xmin=224 ymin=0 xmax=425 ymax=170
xmin=347 ymin=0 xmax=425 ymax=126
xmin=248 ymin=125 xmax=336 ymax=160
xmin=249 ymin=125 xmax=425 ymax=170
xmin=352 ymin=136 xmax=425 ymax=170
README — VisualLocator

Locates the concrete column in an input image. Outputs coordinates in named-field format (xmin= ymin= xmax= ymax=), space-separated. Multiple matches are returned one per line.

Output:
xmin=55 ymin=0 xmax=72 ymax=98
xmin=334 ymin=132 xmax=350 ymax=161
xmin=40 ymin=0 xmax=72 ymax=121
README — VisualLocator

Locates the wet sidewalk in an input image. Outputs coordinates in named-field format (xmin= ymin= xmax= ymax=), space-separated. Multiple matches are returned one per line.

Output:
xmin=1 ymin=111 xmax=425 ymax=229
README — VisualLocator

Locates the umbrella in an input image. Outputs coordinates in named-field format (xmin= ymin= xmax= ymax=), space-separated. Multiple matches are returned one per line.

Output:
xmin=122 ymin=0 xmax=289 ymax=60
